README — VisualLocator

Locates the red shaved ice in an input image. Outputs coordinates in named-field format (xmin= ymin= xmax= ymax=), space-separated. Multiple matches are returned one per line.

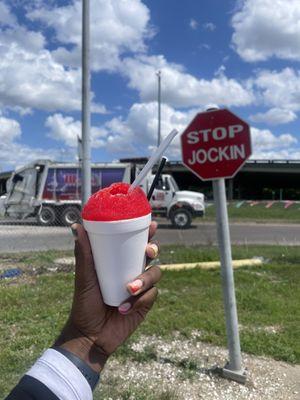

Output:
xmin=82 ymin=182 xmax=151 ymax=221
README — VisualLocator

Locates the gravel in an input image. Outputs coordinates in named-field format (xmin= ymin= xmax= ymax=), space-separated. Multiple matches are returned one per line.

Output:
xmin=97 ymin=333 xmax=300 ymax=400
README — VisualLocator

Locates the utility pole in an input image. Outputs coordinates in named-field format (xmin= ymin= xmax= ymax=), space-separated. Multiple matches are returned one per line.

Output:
xmin=156 ymin=70 xmax=162 ymax=147
xmin=81 ymin=0 xmax=91 ymax=205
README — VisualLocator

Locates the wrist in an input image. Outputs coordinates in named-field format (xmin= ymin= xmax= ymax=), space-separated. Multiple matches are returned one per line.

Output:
xmin=54 ymin=321 xmax=108 ymax=374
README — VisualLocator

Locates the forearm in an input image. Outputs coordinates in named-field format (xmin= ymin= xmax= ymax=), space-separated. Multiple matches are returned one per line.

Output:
xmin=54 ymin=320 xmax=109 ymax=373
xmin=5 ymin=322 xmax=108 ymax=400
xmin=5 ymin=348 xmax=93 ymax=400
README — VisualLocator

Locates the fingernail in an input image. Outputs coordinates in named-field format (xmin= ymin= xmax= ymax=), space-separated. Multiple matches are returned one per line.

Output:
xmin=149 ymin=243 xmax=159 ymax=258
xmin=118 ymin=302 xmax=131 ymax=314
xmin=128 ymin=279 xmax=143 ymax=294
xmin=71 ymin=226 xmax=78 ymax=239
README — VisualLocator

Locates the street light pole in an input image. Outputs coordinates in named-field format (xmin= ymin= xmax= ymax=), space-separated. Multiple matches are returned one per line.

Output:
xmin=81 ymin=0 xmax=91 ymax=205
xmin=156 ymin=70 xmax=161 ymax=147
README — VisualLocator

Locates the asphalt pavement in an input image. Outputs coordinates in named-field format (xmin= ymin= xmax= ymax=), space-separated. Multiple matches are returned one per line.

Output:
xmin=1 ymin=219 xmax=300 ymax=253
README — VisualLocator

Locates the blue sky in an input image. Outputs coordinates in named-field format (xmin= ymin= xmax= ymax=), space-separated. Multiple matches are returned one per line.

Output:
xmin=1 ymin=0 xmax=300 ymax=170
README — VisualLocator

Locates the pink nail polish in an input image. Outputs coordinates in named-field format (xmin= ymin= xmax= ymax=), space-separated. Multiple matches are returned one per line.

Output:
xmin=128 ymin=279 xmax=143 ymax=294
xmin=118 ymin=302 xmax=131 ymax=314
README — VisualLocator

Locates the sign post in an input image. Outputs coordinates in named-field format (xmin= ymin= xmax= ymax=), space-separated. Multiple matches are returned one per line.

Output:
xmin=212 ymin=178 xmax=244 ymax=381
xmin=181 ymin=108 xmax=252 ymax=383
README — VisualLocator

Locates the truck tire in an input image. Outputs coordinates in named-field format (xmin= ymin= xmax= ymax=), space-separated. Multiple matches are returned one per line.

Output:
xmin=60 ymin=206 xmax=81 ymax=226
xmin=170 ymin=208 xmax=192 ymax=229
xmin=37 ymin=206 xmax=57 ymax=226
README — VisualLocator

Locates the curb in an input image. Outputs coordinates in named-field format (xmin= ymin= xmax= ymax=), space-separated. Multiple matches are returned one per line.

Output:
xmin=160 ymin=257 xmax=263 ymax=271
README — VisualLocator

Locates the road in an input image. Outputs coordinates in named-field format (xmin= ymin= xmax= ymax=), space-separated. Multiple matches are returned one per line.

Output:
xmin=1 ymin=220 xmax=300 ymax=253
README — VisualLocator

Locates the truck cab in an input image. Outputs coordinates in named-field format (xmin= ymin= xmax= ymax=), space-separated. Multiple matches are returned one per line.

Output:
xmin=2 ymin=160 xmax=205 ymax=229
xmin=145 ymin=174 xmax=205 ymax=228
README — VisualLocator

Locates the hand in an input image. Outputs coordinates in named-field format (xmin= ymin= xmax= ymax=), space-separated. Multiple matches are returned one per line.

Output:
xmin=54 ymin=221 xmax=161 ymax=373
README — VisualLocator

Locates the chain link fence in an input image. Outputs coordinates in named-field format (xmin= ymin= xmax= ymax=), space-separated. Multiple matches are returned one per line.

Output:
xmin=0 ymin=160 xmax=134 ymax=229
xmin=0 ymin=203 xmax=80 ymax=254
xmin=0 ymin=203 xmax=82 ymax=227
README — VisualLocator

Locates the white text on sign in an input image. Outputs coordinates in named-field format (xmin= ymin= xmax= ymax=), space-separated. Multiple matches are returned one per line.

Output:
xmin=187 ymin=125 xmax=243 ymax=144
xmin=188 ymin=145 xmax=245 ymax=165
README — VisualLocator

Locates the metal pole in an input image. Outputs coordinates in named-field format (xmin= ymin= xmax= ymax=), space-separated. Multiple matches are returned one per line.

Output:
xmin=212 ymin=179 xmax=245 ymax=383
xmin=81 ymin=0 xmax=91 ymax=206
xmin=157 ymin=70 xmax=161 ymax=146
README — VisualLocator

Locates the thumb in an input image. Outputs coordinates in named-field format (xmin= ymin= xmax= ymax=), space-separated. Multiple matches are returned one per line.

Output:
xmin=72 ymin=223 xmax=97 ymax=286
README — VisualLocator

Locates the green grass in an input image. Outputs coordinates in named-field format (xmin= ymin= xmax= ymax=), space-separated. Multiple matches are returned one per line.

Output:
xmin=204 ymin=201 xmax=300 ymax=222
xmin=13 ymin=249 xmax=74 ymax=267
xmin=1 ymin=245 xmax=300 ymax=397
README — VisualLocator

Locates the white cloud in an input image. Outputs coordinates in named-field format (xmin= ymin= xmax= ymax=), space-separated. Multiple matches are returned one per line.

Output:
xmin=251 ymin=126 xmax=297 ymax=151
xmin=27 ymin=0 xmax=152 ymax=72
xmin=2 ymin=1 xmax=300 ymax=166
xmin=105 ymin=123 xmax=136 ymax=153
xmin=3 ymin=110 xmax=300 ymax=170
xmin=189 ymin=19 xmax=198 ymax=30
xmin=0 ymin=1 xmax=16 ymax=25
xmin=0 ymin=115 xmax=21 ymax=143
xmin=252 ymin=68 xmax=300 ymax=112
xmin=231 ymin=0 xmax=300 ymax=62
xmin=0 ymin=115 xmax=57 ymax=170
xmin=1 ymin=24 xmax=45 ymax=53
xmin=104 ymin=102 xmax=197 ymax=158
xmin=250 ymin=126 xmax=300 ymax=159
xmin=45 ymin=113 xmax=107 ymax=148
xmin=0 ymin=46 xmax=82 ymax=112
xmin=0 ymin=1 xmax=250 ymax=119
xmin=125 ymin=102 xmax=194 ymax=142
xmin=199 ymin=43 xmax=211 ymax=50
xmin=203 ymin=22 xmax=216 ymax=32
xmin=249 ymin=108 xmax=297 ymax=125
xmin=43 ymin=102 xmax=195 ymax=157
xmin=0 ymin=141 xmax=58 ymax=171
xmin=104 ymin=104 xmax=300 ymax=161
xmin=122 ymin=55 xmax=253 ymax=108
xmin=251 ymin=148 xmax=300 ymax=160
xmin=45 ymin=114 xmax=81 ymax=147
xmin=0 ymin=2 xmax=107 ymax=113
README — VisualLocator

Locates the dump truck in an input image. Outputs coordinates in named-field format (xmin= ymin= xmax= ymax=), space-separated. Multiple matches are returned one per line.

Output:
xmin=0 ymin=159 xmax=205 ymax=228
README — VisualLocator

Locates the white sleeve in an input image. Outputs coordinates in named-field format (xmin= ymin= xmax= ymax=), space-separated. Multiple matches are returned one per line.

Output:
xmin=26 ymin=348 xmax=93 ymax=400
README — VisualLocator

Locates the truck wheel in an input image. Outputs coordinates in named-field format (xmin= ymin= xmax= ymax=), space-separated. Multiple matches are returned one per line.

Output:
xmin=60 ymin=206 xmax=81 ymax=226
xmin=170 ymin=208 xmax=192 ymax=229
xmin=37 ymin=206 xmax=57 ymax=226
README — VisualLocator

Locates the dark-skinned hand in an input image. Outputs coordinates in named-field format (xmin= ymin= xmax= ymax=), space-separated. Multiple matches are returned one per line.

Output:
xmin=54 ymin=221 xmax=161 ymax=373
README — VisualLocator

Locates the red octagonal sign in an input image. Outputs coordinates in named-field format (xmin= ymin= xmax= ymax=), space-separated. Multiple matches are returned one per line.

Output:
xmin=181 ymin=109 xmax=252 ymax=181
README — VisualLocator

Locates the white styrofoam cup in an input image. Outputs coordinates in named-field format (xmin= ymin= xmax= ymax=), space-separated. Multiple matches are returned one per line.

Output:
xmin=83 ymin=213 xmax=151 ymax=306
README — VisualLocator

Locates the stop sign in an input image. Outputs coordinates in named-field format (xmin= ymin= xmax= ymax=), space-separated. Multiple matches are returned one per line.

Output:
xmin=181 ymin=109 xmax=252 ymax=181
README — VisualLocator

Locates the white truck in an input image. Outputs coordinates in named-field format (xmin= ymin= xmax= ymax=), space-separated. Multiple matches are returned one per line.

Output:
xmin=0 ymin=159 xmax=205 ymax=229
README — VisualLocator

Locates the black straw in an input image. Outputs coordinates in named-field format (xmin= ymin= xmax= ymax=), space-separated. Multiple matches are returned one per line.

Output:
xmin=147 ymin=156 xmax=167 ymax=200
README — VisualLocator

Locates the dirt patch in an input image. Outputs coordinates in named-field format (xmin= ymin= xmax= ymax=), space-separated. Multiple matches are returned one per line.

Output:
xmin=0 ymin=256 xmax=75 ymax=286
xmin=239 ymin=324 xmax=283 ymax=335
xmin=98 ymin=335 xmax=300 ymax=400
xmin=0 ymin=260 xmax=27 ymax=273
